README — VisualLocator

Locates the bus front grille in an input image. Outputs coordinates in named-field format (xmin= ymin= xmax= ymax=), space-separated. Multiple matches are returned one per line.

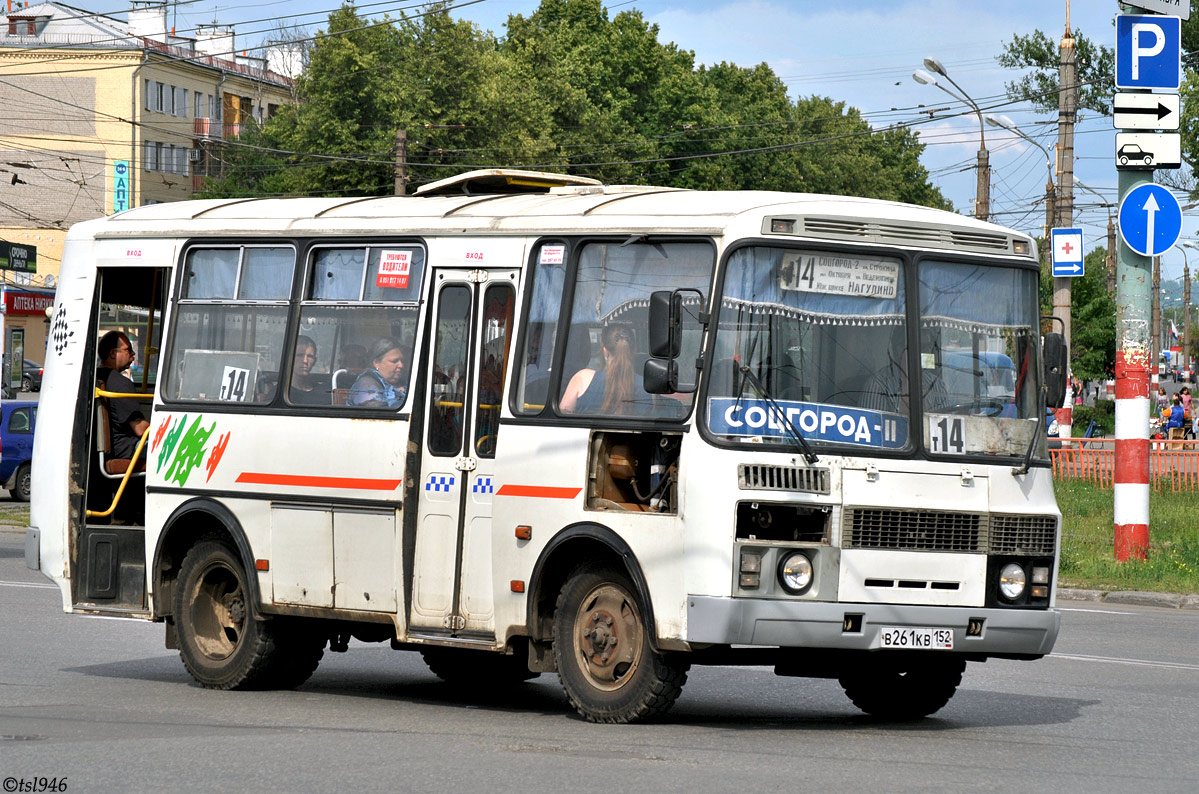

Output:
xmin=842 ymin=509 xmax=1059 ymax=555
xmin=738 ymin=464 xmax=830 ymax=494
xmin=990 ymin=514 xmax=1057 ymax=555
xmin=843 ymin=508 xmax=983 ymax=553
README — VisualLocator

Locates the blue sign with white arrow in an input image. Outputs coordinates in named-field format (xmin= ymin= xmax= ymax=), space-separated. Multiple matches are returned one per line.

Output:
xmin=1118 ymin=183 xmax=1183 ymax=257
xmin=1050 ymin=227 xmax=1084 ymax=277
xmin=1116 ymin=14 xmax=1182 ymax=90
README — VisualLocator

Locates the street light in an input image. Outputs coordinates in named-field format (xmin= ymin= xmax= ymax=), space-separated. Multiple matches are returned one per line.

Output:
xmin=985 ymin=113 xmax=1054 ymax=235
xmin=914 ymin=58 xmax=989 ymax=221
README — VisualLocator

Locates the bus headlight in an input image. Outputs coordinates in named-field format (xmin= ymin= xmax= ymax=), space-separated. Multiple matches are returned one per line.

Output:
xmin=778 ymin=551 xmax=813 ymax=594
xmin=999 ymin=563 xmax=1027 ymax=601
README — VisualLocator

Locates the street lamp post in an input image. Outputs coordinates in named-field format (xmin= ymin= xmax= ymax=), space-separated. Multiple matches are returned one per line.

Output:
xmin=914 ymin=58 xmax=989 ymax=221
xmin=985 ymin=114 xmax=1054 ymax=235
xmin=1184 ymin=241 xmax=1197 ymax=380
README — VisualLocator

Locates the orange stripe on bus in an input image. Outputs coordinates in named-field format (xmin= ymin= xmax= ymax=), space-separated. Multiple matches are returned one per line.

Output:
xmin=236 ymin=472 xmax=402 ymax=490
xmin=495 ymin=484 xmax=582 ymax=499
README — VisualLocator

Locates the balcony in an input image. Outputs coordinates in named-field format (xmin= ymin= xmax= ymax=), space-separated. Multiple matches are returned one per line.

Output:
xmin=223 ymin=123 xmax=242 ymax=140
xmin=193 ymin=117 xmax=222 ymax=140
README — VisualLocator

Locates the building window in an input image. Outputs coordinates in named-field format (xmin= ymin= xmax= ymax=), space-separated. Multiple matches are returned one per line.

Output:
xmin=144 ymin=140 xmax=157 ymax=171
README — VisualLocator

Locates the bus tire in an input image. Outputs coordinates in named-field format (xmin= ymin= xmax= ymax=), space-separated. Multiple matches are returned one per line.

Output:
xmin=838 ymin=655 xmax=965 ymax=720
xmin=420 ymin=647 xmax=539 ymax=686
xmin=175 ymin=539 xmax=324 ymax=690
xmin=553 ymin=567 xmax=688 ymax=724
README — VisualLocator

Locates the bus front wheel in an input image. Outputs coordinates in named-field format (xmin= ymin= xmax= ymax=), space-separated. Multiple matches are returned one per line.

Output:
xmin=174 ymin=539 xmax=324 ymax=690
xmin=838 ymin=655 xmax=965 ymax=720
xmin=553 ymin=567 xmax=688 ymax=723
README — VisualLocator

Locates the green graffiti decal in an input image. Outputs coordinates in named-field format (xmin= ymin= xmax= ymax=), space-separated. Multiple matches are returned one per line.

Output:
xmin=164 ymin=415 xmax=217 ymax=487
xmin=156 ymin=415 xmax=186 ymax=474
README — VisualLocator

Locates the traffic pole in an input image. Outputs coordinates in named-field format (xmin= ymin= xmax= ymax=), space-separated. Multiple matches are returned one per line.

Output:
xmin=1113 ymin=168 xmax=1152 ymax=562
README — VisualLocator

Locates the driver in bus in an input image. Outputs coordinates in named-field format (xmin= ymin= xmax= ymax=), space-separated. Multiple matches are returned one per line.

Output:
xmin=97 ymin=330 xmax=150 ymax=462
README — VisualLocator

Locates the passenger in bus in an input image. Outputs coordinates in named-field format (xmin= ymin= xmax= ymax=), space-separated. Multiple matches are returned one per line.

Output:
xmin=560 ymin=325 xmax=644 ymax=414
xmin=97 ymin=330 xmax=150 ymax=460
xmin=289 ymin=335 xmax=327 ymax=405
xmin=348 ymin=337 xmax=407 ymax=408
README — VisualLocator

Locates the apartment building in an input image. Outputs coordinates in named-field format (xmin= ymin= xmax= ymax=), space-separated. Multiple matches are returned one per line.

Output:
xmin=0 ymin=0 xmax=295 ymax=363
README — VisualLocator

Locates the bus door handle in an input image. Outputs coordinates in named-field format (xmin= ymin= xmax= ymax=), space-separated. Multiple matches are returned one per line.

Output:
xmin=455 ymin=457 xmax=477 ymax=472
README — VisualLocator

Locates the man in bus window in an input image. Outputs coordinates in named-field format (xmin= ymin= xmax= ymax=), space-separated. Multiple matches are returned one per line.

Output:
xmin=98 ymin=330 xmax=150 ymax=460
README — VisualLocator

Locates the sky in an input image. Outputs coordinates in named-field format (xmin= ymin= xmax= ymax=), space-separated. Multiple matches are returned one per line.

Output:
xmin=141 ymin=0 xmax=1191 ymax=283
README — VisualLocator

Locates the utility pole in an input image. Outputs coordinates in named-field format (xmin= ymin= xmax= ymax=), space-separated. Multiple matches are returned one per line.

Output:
xmin=1053 ymin=18 xmax=1077 ymax=438
xmin=1107 ymin=214 xmax=1117 ymax=294
xmin=1185 ymin=265 xmax=1192 ymax=377
xmin=394 ymin=128 xmax=408 ymax=196
xmin=1152 ymin=255 xmax=1161 ymax=393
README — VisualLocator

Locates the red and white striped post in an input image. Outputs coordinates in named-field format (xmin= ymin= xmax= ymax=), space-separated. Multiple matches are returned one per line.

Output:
xmin=1113 ymin=349 xmax=1150 ymax=561
xmin=1113 ymin=164 xmax=1154 ymax=562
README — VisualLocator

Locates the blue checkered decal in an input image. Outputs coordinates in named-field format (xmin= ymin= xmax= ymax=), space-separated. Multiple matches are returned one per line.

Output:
xmin=473 ymin=476 xmax=495 ymax=494
xmin=426 ymin=474 xmax=455 ymax=492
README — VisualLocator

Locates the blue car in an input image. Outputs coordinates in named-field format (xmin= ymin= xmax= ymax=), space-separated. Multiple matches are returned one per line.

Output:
xmin=0 ymin=400 xmax=36 ymax=501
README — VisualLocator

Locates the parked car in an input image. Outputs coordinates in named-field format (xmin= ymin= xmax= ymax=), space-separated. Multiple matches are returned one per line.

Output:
xmin=21 ymin=358 xmax=42 ymax=392
xmin=0 ymin=400 xmax=36 ymax=501
xmin=0 ymin=357 xmax=43 ymax=393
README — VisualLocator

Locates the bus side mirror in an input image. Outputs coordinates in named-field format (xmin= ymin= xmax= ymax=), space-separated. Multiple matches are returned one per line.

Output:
xmin=643 ymin=357 xmax=678 ymax=394
xmin=648 ymin=290 xmax=682 ymax=358
xmin=1043 ymin=332 xmax=1067 ymax=408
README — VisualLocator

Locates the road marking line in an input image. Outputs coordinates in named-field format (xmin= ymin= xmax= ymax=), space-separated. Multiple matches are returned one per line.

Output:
xmin=1050 ymin=652 xmax=1199 ymax=671
xmin=0 ymin=579 xmax=57 ymax=589
xmin=1058 ymin=607 xmax=1138 ymax=615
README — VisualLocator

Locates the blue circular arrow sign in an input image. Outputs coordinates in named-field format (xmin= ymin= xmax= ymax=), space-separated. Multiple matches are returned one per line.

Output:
xmin=1119 ymin=182 xmax=1183 ymax=257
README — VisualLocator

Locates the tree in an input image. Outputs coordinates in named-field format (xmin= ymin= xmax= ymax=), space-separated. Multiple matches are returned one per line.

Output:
xmin=1069 ymin=247 xmax=1116 ymax=380
xmin=997 ymin=28 xmax=1114 ymax=116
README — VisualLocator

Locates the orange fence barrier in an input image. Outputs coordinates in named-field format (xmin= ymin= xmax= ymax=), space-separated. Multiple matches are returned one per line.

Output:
xmin=1051 ymin=438 xmax=1199 ymax=491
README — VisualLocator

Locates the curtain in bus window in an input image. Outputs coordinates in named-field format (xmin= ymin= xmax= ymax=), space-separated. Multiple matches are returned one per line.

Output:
xmin=239 ymin=247 xmax=294 ymax=299
xmin=559 ymin=241 xmax=712 ymax=419
xmin=311 ymin=249 xmax=365 ymax=300
xmin=474 ymin=285 xmax=514 ymax=458
xmin=514 ymin=245 xmax=567 ymax=416
xmin=710 ymin=246 xmax=910 ymax=449
xmin=364 ymin=247 xmax=426 ymax=302
xmin=183 ymin=248 xmax=238 ymax=299
xmin=917 ymin=261 xmax=1040 ymax=427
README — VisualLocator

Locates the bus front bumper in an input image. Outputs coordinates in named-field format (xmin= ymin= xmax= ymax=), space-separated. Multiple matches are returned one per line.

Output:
xmin=686 ymin=596 xmax=1060 ymax=658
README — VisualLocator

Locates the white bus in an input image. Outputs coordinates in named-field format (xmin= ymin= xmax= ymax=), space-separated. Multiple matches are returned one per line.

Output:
xmin=26 ymin=169 xmax=1067 ymax=723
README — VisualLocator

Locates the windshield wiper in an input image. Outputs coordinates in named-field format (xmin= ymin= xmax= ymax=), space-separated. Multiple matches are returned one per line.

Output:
xmin=738 ymin=364 xmax=819 ymax=464
xmin=1010 ymin=417 xmax=1042 ymax=476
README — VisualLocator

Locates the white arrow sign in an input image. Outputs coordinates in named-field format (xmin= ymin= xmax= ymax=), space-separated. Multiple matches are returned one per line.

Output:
xmin=1114 ymin=93 xmax=1181 ymax=130
xmin=1145 ymin=191 xmax=1159 ymax=250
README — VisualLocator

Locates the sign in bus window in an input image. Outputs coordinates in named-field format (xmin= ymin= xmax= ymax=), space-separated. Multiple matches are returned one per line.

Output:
xmin=178 ymin=350 xmax=260 ymax=402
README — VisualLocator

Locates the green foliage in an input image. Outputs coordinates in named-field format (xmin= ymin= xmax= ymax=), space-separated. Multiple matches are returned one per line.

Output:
xmin=203 ymin=0 xmax=949 ymax=206
xmin=1070 ymin=247 xmax=1116 ymax=380
xmin=1070 ymin=399 xmax=1114 ymax=437
xmin=1055 ymin=478 xmax=1199 ymax=594
xmin=997 ymin=28 xmax=1114 ymax=115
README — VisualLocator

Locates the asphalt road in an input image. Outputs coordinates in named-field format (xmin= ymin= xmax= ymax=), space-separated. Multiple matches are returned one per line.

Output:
xmin=2 ymin=527 xmax=1198 ymax=793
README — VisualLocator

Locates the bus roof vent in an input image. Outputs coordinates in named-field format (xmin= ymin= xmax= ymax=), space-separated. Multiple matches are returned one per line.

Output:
xmin=414 ymin=168 xmax=602 ymax=197
xmin=738 ymin=464 xmax=830 ymax=494
xmin=801 ymin=217 xmax=870 ymax=238
xmin=798 ymin=216 xmax=1016 ymax=256
xmin=949 ymin=229 xmax=1012 ymax=251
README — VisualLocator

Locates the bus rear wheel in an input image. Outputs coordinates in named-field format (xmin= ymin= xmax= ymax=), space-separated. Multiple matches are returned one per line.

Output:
xmin=174 ymin=539 xmax=324 ymax=690
xmin=553 ymin=567 xmax=688 ymax=724
xmin=838 ymin=655 xmax=966 ymax=720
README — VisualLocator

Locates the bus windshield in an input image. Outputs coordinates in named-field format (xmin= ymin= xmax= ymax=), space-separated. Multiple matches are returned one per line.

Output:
xmin=706 ymin=246 xmax=1043 ymax=458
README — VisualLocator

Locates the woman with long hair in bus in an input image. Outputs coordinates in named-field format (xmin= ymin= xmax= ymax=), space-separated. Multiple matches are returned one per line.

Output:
xmin=348 ymin=336 xmax=407 ymax=408
xmin=561 ymin=324 xmax=641 ymax=414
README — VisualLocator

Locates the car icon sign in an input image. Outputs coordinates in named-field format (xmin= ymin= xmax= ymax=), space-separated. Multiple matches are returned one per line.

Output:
xmin=1118 ymin=143 xmax=1153 ymax=166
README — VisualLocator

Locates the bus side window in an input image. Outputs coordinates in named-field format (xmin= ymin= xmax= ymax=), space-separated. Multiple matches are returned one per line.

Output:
xmin=474 ymin=284 xmax=514 ymax=458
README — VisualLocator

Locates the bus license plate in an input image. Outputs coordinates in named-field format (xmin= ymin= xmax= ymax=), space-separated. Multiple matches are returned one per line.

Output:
xmin=879 ymin=626 xmax=954 ymax=650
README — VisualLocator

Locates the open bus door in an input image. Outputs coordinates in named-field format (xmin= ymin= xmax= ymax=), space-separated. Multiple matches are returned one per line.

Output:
xmin=73 ymin=265 xmax=169 ymax=614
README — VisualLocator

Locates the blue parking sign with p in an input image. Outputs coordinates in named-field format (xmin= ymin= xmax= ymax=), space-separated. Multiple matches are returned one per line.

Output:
xmin=1116 ymin=15 xmax=1181 ymax=90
